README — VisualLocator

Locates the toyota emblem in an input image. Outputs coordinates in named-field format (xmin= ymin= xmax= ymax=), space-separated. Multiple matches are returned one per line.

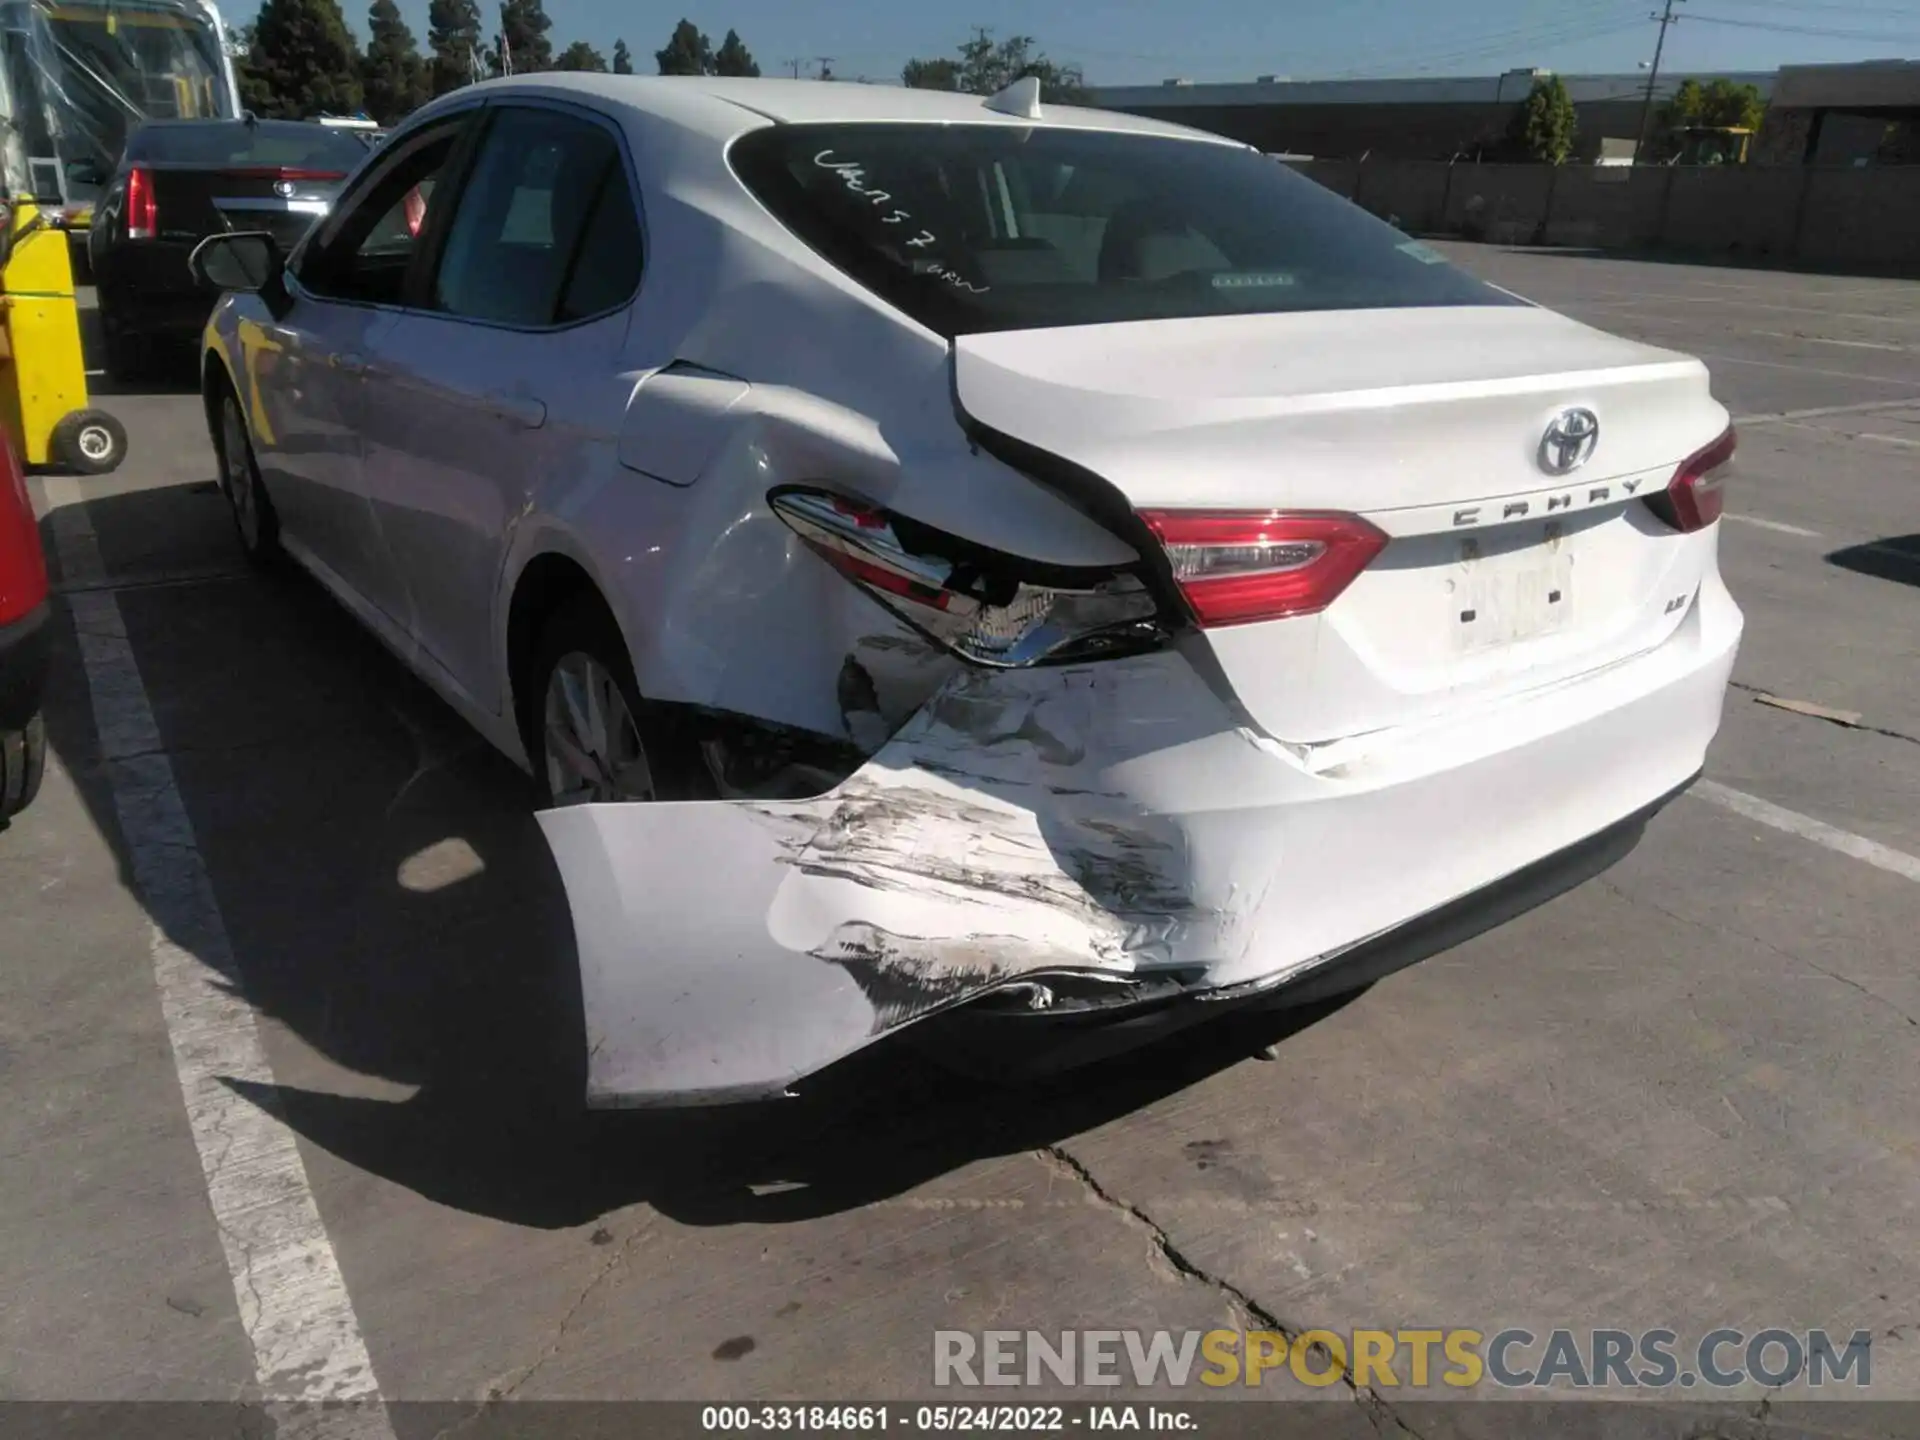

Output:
xmin=273 ymin=179 xmax=297 ymax=198
xmin=1539 ymin=408 xmax=1600 ymax=476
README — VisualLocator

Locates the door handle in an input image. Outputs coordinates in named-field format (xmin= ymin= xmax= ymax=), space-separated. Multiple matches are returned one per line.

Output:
xmin=485 ymin=392 xmax=547 ymax=429
xmin=333 ymin=351 xmax=367 ymax=376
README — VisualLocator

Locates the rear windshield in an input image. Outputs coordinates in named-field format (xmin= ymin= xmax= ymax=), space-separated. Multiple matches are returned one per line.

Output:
xmin=128 ymin=122 xmax=371 ymax=173
xmin=729 ymin=123 xmax=1519 ymax=337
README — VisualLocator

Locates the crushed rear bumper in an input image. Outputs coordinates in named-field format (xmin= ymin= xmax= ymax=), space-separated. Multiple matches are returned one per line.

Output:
xmin=539 ymin=574 xmax=1742 ymax=1107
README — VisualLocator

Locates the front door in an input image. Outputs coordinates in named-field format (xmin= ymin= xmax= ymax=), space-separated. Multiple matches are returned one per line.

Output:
xmin=358 ymin=102 xmax=643 ymax=712
xmin=270 ymin=113 xmax=474 ymax=624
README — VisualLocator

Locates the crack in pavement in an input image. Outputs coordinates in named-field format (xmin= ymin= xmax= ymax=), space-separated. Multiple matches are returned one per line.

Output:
xmin=1601 ymin=878 xmax=1920 ymax=1033
xmin=425 ymin=1218 xmax=655 ymax=1440
xmin=1038 ymin=1144 xmax=1430 ymax=1440
xmin=1729 ymin=681 xmax=1920 ymax=749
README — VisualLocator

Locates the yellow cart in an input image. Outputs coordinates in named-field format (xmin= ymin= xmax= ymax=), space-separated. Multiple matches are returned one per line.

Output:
xmin=0 ymin=198 xmax=128 ymax=475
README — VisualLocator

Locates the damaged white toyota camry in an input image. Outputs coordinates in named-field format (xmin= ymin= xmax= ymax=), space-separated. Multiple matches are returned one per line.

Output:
xmin=194 ymin=73 xmax=1743 ymax=1105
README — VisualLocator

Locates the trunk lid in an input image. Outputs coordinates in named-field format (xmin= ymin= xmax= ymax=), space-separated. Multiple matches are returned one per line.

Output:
xmin=954 ymin=305 xmax=1731 ymax=744
xmin=144 ymin=164 xmax=342 ymax=253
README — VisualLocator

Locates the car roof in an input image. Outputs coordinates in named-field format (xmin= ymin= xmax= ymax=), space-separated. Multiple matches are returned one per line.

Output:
xmin=433 ymin=73 xmax=1242 ymax=148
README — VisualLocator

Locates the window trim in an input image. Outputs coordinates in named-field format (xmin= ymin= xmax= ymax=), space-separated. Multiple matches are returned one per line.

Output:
xmin=286 ymin=106 xmax=483 ymax=315
xmin=410 ymin=96 xmax=648 ymax=336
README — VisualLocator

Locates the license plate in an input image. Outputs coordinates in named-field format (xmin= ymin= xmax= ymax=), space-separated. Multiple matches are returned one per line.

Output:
xmin=1454 ymin=548 xmax=1574 ymax=653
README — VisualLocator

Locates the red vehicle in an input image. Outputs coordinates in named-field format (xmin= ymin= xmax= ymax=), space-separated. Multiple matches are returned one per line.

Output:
xmin=0 ymin=433 xmax=49 ymax=822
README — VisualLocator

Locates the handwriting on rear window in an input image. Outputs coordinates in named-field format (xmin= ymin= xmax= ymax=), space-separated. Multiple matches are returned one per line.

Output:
xmin=812 ymin=149 xmax=990 ymax=293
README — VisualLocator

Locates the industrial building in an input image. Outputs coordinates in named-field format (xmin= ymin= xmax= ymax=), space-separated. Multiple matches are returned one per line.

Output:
xmin=1088 ymin=59 xmax=1920 ymax=166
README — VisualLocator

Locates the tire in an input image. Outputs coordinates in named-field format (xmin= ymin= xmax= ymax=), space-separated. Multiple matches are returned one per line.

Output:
xmin=0 ymin=714 xmax=47 ymax=824
xmin=49 ymin=409 xmax=127 ymax=475
xmin=527 ymin=593 xmax=710 ymax=808
xmin=211 ymin=385 xmax=281 ymax=564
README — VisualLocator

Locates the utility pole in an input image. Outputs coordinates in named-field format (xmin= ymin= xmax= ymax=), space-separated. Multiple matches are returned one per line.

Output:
xmin=781 ymin=57 xmax=801 ymax=78
xmin=1634 ymin=0 xmax=1682 ymax=163
xmin=814 ymin=55 xmax=836 ymax=80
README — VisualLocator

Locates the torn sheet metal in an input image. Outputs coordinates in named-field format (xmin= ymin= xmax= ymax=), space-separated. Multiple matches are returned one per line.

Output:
xmin=537 ymin=649 xmax=1238 ymax=1107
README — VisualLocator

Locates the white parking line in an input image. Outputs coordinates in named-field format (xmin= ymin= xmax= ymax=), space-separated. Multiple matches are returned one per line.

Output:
xmin=39 ymin=477 xmax=393 ymax=1439
xmin=1752 ymin=332 xmax=1905 ymax=353
xmin=1723 ymin=514 xmax=1822 ymax=538
xmin=1735 ymin=398 xmax=1920 ymax=425
xmin=1695 ymin=781 xmax=1920 ymax=885
xmin=1694 ymin=350 xmax=1920 ymax=388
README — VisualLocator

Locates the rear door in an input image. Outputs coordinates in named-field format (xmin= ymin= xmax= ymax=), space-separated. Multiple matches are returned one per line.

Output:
xmin=358 ymin=101 xmax=643 ymax=711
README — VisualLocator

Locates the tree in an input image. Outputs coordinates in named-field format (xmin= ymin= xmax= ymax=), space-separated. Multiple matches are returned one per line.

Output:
xmin=243 ymin=0 xmax=363 ymax=118
xmin=554 ymin=39 xmax=606 ymax=71
xmin=1662 ymin=77 xmax=1765 ymax=134
xmin=425 ymin=0 xmax=481 ymax=95
xmin=612 ymin=38 xmax=633 ymax=74
xmin=900 ymin=56 xmax=959 ymax=90
xmin=900 ymin=28 xmax=1087 ymax=104
xmin=655 ymin=19 xmax=712 ymax=75
xmin=494 ymin=0 xmax=552 ymax=73
xmin=713 ymin=28 xmax=759 ymax=77
xmin=361 ymin=0 xmax=428 ymax=123
xmin=1510 ymin=74 xmax=1576 ymax=164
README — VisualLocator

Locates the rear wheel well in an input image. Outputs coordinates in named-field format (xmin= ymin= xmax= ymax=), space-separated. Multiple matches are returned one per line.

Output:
xmin=507 ymin=554 xmax=614 ymax=758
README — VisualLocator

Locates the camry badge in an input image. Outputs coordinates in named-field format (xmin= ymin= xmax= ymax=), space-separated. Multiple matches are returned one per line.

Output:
xmin=1539 ymin=407 xmax=1600 ymax=476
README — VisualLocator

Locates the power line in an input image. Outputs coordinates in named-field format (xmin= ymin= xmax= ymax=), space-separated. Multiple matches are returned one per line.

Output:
xmin=1695 ymin=0 xmax=1920 ymax=16
xmin=1321 ymin=8 xmax=1649 ymax=78
xmin=1681 ymin=9 xmax=1920 ymax=38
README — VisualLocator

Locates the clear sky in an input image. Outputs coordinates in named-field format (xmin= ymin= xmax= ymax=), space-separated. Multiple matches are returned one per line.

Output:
xmin=363 ymin=0 xmax=1920 ymax=86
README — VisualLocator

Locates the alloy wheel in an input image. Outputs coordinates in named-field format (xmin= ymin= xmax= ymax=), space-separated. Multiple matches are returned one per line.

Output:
xmin=542 ymin=652 xmax=655 ymax=805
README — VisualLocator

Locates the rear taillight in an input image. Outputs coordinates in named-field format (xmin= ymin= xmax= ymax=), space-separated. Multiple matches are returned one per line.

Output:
xmin=404 ymin=187 xmax=425 ymax=237
xmin=1648 ymin=425 xmax=1735 ymax=533
xmin=1140 ymin=510 xmax=1388 ymax=627
xmin=770 ymin=487 xmax=1167 ymax=668
xmin=0 ymin=435 xmax=49 ymax=628
xmin=126 ymin=166 xmax=157 ymax=240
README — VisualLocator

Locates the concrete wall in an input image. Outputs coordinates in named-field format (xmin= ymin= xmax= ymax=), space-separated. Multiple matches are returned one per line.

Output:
xmin=1286 ymin=158 xmax=1920 ymax=271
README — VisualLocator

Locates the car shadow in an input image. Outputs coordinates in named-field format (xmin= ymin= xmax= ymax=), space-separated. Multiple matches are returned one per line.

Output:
xmin=74 ymin=292 xmax=203 ymax=398
xmin=1827 ymin=535 xmax=1920 ymax=589
xmin=38 ymin=478 xmax=1653 ymax=1234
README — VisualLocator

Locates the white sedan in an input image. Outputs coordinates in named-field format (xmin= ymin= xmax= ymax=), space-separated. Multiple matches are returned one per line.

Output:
xmin=193 ymin=74 xmax=1743 ymax=1106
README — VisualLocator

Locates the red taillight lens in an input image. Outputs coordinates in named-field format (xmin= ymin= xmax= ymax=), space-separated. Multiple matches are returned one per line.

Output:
xmin=1656 ymin=425 xmax=1735 ymax=533
xmin=403 ymin=186 xmax=426 ymax=238
xmin=1141 ymin=510 xmax=1388 ymax=627
xmin=0 ymin=434 xmax=50 ymax=628
xmin=126 ymin=166 xmax=157 ymax=240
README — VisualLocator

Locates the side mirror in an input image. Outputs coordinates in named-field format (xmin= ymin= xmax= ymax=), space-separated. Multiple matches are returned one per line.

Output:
xmin=190 ymin=231 xmax=292 ymax=318
xmin=190 ymin=231 xmax=283 ymax=292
